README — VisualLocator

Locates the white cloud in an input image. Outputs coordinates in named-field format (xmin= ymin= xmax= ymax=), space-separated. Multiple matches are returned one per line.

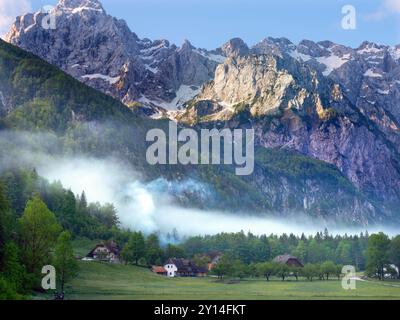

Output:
xmin=365 ymin=0 xmax=400 ymax=21
xmin=0 ymin=0 xmax=32 ymax=38
xmin=384 ymin=0 xmax=400 ymax=13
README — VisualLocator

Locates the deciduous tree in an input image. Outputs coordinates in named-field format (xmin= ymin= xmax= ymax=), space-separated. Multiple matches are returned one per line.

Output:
xmin=19 ymin=195 xmax=61 ymax=274
xmin=302 ymin=264 xmax=317 ymax=281
xmin=275 ymin=264 xmax=289 ymax=281
xmin=390 ymin=235 xmax=400 ymax=279
xmin=146 ymin=233 xmax=163 ymax=266
xmin=53 ymin=231 xmax=79 ymax=292
xmin=366 ymin=233 xmax=391 ymax=280
xmin=321 ymin=261 xmax=336 ymax=280
xmin=121 ymin=231 xmax=146 ymax=265
xmin=0 ymin=182 xmax=13 ymax=269
xmin=256 ymin=262 xmax=276 ymax=281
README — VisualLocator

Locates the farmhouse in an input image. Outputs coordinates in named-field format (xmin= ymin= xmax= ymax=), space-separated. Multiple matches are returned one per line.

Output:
xmin=164 ymin=258 xmax=208 ymax=277
xmin=86 ymin=241 xmax=121 ymax=263
xmin=273 ymin=254 xmax=304 ymax=268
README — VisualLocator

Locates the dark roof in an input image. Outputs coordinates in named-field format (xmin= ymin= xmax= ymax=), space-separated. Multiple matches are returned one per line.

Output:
xmin=196 ymin=266 xmax=208 ymax=273
xmin=166 ymin=258 xmax=189 ymax=268
xmin=273 ymin=254 xmax=303 ymax=266
xmin=165 ymin=258 xmax=207 ymax=274
xmin=274 ymin=254 xmax=295 ymax=264
xmin=87 ymin=241 xmax=120 ymax=257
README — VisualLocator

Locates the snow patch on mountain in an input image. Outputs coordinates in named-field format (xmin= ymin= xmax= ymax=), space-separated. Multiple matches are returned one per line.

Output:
xmin=71 ymin=6 xmax=103 ymax=14
xmin=139 ymin=85 xmax=200 ymax=110
xmin=288 ymin=50 xmax=312 ymax=62
xmin=317 ymin=53 xmax=351 ymax=76
xmin=23 ymin=12 xmax=40 ymax=33
xmin=0 ymin=91 xmax=6 ymax=108
xmin=364 ymin=69 xmax=383 ymax=78
xmin=377 ymin=89 xmax=389 ymax=95
xmin=144 ymin=64 xmax=159 ymax=74
xmin=81 ymin=73 xmax=120 ymax=85
xmin=357 ymin=44 xmax=382 ymax=55
xmin=58 ymin=0 xmax=104 ymax=12
xmin=194 ymin=49 xmax=226 ymax=64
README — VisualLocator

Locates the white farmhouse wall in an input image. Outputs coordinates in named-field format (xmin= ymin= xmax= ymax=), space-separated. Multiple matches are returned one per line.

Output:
xmin=164 ymin=264 xmax=178 ymax=277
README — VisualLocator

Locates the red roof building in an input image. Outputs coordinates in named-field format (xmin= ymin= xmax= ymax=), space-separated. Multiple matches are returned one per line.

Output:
xmin=152 ymin=266 xmax=167 ymax=275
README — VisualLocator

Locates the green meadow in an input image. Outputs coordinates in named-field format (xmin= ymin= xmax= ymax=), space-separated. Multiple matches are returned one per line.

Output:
xmin=62 ymin=261 xmax=400 ymax=300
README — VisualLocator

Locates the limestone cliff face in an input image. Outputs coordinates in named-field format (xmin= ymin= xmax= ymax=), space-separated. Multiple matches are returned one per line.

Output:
xmin=179 ymin=43 xmax=400 ymax=216
xmin=182 ymin=53 xmax=333 ymax=120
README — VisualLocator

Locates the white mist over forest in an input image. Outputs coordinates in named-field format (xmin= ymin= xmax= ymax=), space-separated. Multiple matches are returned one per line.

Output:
xmin=40 ymin=157 xmax=399 ymax=237
xmin=38 ymin=155 xmax=315 ymax=236
xmin=0 ymin=130 xmax=398 ymax=238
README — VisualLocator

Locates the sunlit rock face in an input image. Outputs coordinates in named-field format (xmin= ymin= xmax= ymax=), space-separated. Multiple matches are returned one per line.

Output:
xmin=178 ymin=39 xmax=400 ymax=213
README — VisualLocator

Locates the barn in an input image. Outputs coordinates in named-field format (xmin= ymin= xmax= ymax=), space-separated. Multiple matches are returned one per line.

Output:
xmin=273 ymin=254 xmax=304 ymax=268
xmin=86 ymin=241 xmax=121 ymax=263
xmin=164 ymin=258 xmax=208 ymax=277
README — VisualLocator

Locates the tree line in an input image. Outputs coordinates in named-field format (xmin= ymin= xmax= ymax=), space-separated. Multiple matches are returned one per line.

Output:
xmin=118 ymin=230 xmax=400 ymax=282
xmin=180 ymin=231 xmax=400 ymax=281
xmin=211 ymin=258 xmax=343 ymax=282
xmin=115 ymin=229 xmax=400 ymax=283
xmin=181 ymin=230 xmax=368 ymax=268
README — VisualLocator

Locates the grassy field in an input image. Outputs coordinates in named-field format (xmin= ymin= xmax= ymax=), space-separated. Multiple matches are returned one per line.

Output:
xmin=64 ymin=261 xmax=400 ymax=300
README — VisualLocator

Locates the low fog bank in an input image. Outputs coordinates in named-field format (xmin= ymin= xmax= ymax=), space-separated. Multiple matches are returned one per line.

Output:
xmin=40 ymin=156 xmax=317 ymax=236
xmin=38 ymin=160 xmax=400 ymax=237
xmin=0 ymin=130 xmax=399 ymax=238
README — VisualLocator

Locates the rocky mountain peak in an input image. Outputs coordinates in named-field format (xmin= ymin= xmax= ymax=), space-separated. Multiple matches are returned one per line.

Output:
xmin=222 ymin=38 xmax=249 ymax=57
xmin=180 ymin=39 xmax=195 ymax=51
xmin=57 ymin=0 xmax=104 ymax=11
xmin=357 ymin=41 xmax=385 ymax=51
xmin=297 ymin=39 xmax=327 ymax=57
xmin=252 ymin=37 xmax=295 ymax=57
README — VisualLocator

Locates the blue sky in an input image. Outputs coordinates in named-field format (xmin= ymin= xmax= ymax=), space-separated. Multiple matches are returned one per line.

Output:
xmin=3 ymin=0 xmax=400 ymax=48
